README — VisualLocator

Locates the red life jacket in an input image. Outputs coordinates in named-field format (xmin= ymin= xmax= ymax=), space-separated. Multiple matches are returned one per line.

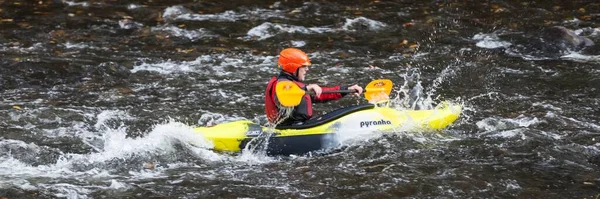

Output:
xmin=264 ymin=76 xmax=279 ymax=124
xmin=264 ymin=76 xmax=313 ymax=124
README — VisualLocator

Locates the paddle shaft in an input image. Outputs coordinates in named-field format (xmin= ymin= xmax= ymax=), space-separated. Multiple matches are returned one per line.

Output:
xmin=323 ymin=89 xmax=356 ymax=93
xmin=312 ymin=89 xmax=357 ymax=94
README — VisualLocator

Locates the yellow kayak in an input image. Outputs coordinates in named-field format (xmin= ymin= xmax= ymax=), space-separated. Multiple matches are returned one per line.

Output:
xmin=194 ymin=102 xmax=461 ymax=155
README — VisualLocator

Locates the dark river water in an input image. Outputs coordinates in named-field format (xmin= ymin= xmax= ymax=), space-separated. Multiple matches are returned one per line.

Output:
xmin=1 ymin=0 xmax=599 ymax=198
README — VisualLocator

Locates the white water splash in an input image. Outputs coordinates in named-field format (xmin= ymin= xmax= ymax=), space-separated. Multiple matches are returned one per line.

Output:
xmin=238 ymin=138 xmax=279 ymax=165
xmin=392 ymin=63 xmax=461 ymax=110
xmin=0 ymin=109 xmax=226 ymax=198
xmin=472 ymin=33 xmax=512 ymax=49
xmin=329 ymin=119 xmax=384 ymax=146
xmin=87 ymin=121 xmax=214 ymax=163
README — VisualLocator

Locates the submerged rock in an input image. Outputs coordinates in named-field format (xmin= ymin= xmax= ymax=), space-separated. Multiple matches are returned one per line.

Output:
xmin=499 ymin=26 xmax=597 ymax=59
xmin=540 ymin=26 xmax=594 ymax=49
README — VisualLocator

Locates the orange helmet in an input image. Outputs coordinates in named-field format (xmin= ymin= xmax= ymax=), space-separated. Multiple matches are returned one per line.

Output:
xmin=278 ymin=48 xmax=311 ymax=74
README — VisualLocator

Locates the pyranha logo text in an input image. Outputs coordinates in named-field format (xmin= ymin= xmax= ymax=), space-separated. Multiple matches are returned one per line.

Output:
xmin=360 ymin=120 xmax=392 ymax=128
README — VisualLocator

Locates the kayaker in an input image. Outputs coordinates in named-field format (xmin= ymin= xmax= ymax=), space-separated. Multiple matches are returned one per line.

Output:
xmin=265 ymin=48 xmax=363 ymax=126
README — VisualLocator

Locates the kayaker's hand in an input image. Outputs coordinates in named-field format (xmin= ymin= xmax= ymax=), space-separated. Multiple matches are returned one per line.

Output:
xmin=348 ymin=84 xmax=363 ymax=96
xmin=306 ymin=84 xmax=322 ymax=97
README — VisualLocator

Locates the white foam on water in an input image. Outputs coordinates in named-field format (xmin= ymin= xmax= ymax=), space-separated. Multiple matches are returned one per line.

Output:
xmin=498 ymin=67 xmax=529 ymax=74
xmin=0 ymin=155 xmax=116 ymax=199
xmin=502 ymin=179 xmax=522 ymax=190
xmin=561 ymin=52 xmax=600 ymax=63
xmin=532 ymin=102 xmax=563 ymax=112
xmin=206 ymin=79 xmax=242 ymax=83
xmin=246 ymin=22 xmax=335 ymax=40
xmin=0 ymin=42 xmax=42 ymax=54
xmin=46 ymin=184 xmax=90 ymax=199
xmin=61 ymin=41 xmax=110 ymax=52
xmin=325 ymin=66 xmax=351 ymax=73
xmin=127 ymin=4 xmax=143 ymax=10
xmin=243 ymin=16 xmax=386 ymax=40
xmin=130 ymin=53 xmax=276 ymax=76
xmin=0 ymin=109 xmax=229 ymax=198
xmin=546 ymin=113 xmax=600 ymax=131
xmin=64 ymin=42 xmax=92 ymax=49
xmin=163 ymin=6 xmax=284 ymax=22
xmin=108 ymin=179 xmax=129 ymax=190
xmin=130 ymin=57 xmax=206 ymax=74
xmin=152 ymin=25 xmax=216 ymax=40
xmin=291 ymin=40 xmax=307 ymax=47
xmin=63 ymin=41 xmax=110 ymax=51
xmin=488 ymin=129 xmax=527 ymax=139
xmin=12 ymin=43 xmax=45 ymax=53
xmin=62 ymin=0 xmax=90 ymax=7
xmin=93 ymin=110 xmax=134 ymax=130
xmin=504 ymin=48 xmax=553 ymax=60
xmin=5 ymin=107 xmax=94 ymax=139
xmin=244 ymin=8 xmax=286 ymax=20
xmin=0 ymin=139 xmax=42 ymax=158
xmin=163 ymin=5 xmax=194 ymax=20
xmin=472 ymin=33 xmax=512 ymax=49
xmin=178 ymin=10 xmax=243 ymax=22
xmin=476 ymin=115 xmax=540 ymax=132
xmin=81 ymin=120 xmax=215 ymax=164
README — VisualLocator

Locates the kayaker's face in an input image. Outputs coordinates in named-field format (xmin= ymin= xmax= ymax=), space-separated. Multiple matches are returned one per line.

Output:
xmin=297 ymin=66 xmax=309 ymax=81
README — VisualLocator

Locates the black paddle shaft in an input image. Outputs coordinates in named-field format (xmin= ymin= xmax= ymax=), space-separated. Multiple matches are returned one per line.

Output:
xmin=315 ymin=89 xmax=358 ymax=94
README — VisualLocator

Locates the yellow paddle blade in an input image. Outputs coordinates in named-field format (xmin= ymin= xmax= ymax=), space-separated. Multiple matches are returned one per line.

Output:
xmin=275 ymin=81 xmax=306 ymax=107
xmin=364 ymin=79 xmax=393 ymax=102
